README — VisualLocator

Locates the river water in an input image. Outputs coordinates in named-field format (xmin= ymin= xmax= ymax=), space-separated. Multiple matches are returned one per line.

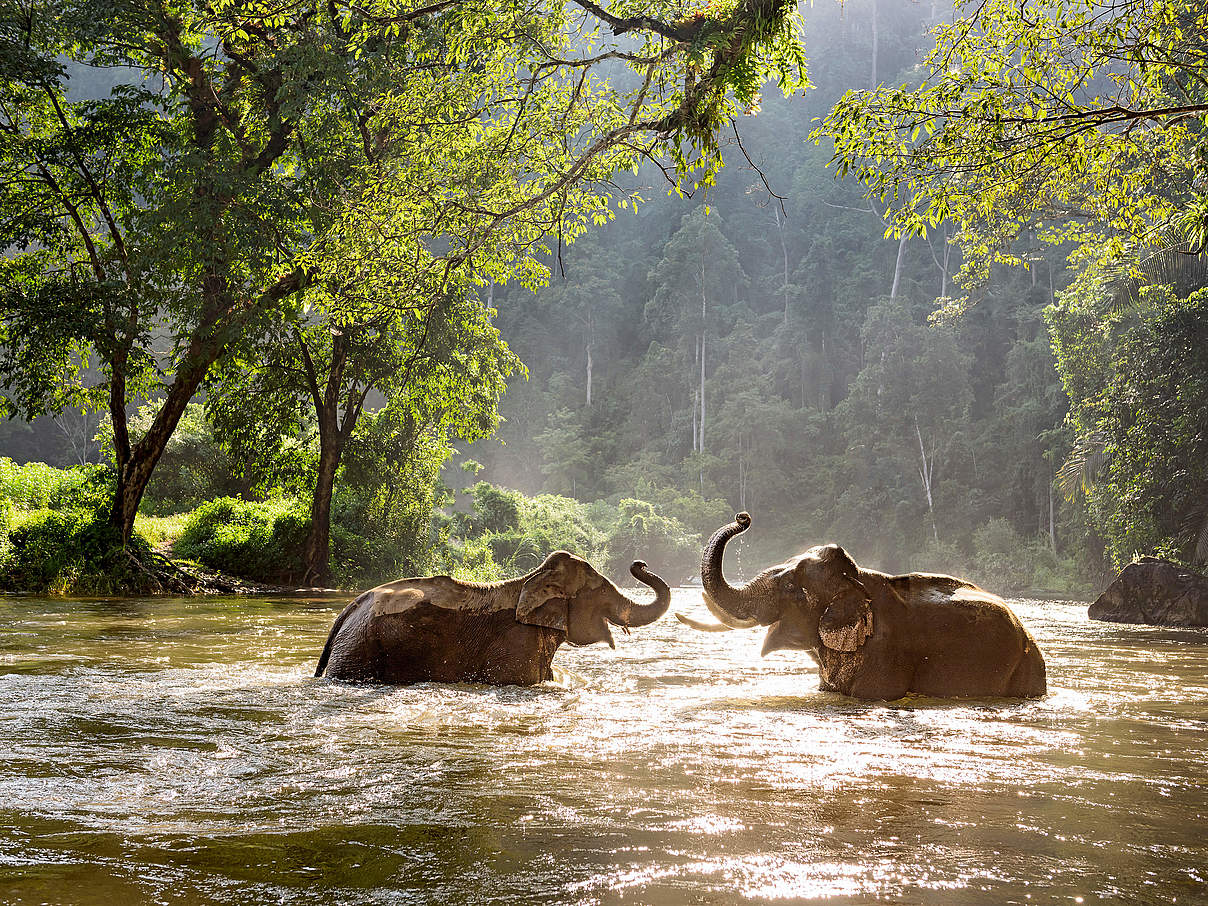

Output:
xmin=1 ymin=590 xmax=1205 ymax=905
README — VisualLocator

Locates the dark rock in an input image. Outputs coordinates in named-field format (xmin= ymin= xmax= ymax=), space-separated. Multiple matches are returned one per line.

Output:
xmin=1089 ymin=557 xmax=1208 ymax=627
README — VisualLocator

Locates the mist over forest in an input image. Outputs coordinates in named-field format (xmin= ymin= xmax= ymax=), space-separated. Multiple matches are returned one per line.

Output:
xmin=463 ymin=0 xmax=1105 ymax=590
xmin=1 ymin=0 xmax=1203 ymax=597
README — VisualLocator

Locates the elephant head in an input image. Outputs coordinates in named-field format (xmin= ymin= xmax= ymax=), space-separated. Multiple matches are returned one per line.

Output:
xmin=515 ymin=551 xmax=671 ymax=647
xmin=695 ymin=512 xmax=874 ymax=656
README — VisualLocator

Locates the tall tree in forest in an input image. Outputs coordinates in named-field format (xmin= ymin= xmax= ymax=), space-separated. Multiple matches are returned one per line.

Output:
xmin=835 ymin=298 xmax=973 ymax=553
xmin=0 ymin=0 xmax=807 ymax=551
xmin=1051 ymin=270 xmax=1208 ymax=568
xmin=646 ymin=210 xmax=748 ymax=459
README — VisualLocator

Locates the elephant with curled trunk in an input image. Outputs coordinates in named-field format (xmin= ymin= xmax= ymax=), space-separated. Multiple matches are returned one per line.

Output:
xmin=315 ymin=552 xmax=671 ymax=685
xmin=683 ymin=513 xmax=1046 ymax=700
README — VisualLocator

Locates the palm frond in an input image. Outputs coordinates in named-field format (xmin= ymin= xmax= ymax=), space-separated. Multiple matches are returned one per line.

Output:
xmin=1104 ymin=239 xmax=1208 ymax=314
xmin=1057 ymin=432 xmax=1108 ymax=501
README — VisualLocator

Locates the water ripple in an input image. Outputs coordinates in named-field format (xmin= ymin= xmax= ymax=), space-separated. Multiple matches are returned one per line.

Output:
xmin=1 ymin=591 xmax=1206 ymax=904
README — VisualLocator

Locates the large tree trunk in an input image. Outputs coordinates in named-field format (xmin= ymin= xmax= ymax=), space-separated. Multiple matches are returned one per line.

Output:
xmin=107 ymin=272 xmax=307 ymax=545
xmin=296 ymin=329 xmax=365 ymax=589
xmin=915 ymin=415 xmax=940 ymax=545
xmin=890 ymin=233 xmax=907 ymax=300
xmin=107 ymin=352 xmax=214 ymax=542
xmin=301 ymin=432 xmax=340 ymax=587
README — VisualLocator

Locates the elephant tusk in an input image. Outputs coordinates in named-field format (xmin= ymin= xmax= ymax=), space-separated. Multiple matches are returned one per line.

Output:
xmin=675 ymin=612 xmax=736 ymax=632
xmin=702 ymin=591 xmax=760 ymax=629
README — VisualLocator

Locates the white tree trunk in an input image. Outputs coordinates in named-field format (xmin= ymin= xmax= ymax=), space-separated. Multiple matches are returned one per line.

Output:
xmin=1049 ymin=480 xmax=1057 ymax=553
xmin=585 ymin=308 xmax=593 ymax=408
xmin=890 ymin=232 xmax=907 ymax=300
xmin=585 ymin=341 xmax=592 ymax=408
xmin=940 ymin=233 xmax=950 ymax=299
xmin=915 ymin=415 xmax=940 ymax=544
xmin=869 ymin=0 xmax=879 ymax=88
xmin=775 ymin=205 xmax=791 ymax=324
xmin=699 ymin=331 xmax=706 ymax=456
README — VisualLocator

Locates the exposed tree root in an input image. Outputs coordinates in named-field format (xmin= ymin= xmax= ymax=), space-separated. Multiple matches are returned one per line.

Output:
xmin=123 ymin=547 xmax=288 ymax=595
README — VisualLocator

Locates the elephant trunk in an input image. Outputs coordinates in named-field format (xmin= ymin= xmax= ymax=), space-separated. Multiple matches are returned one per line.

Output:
xmin=700 ymin=512 xmax=761 ymax=627
xmin=609 ymin=560 xmax=672 ymax=627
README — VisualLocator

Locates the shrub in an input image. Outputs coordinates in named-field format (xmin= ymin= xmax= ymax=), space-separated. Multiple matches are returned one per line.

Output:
xmin=0 ymin=508 xmax=155 ymax=595
xmin=0 ymin=498 xmax=11 ymax=558
xmin=603 ymin=498 xmax=699 ymax=583
xmin=451 ymin=485 xmax=606 ymax=576
xmin=0 ymin=458 xmax=109 ymax=510
xmin=174 ymin=497 xmax=306 ymax=583
xmin=518 ymin=493 xmax=605 ymax=563
xmin=627 ymin=480 xmax=732 ymax=540
xmin=910 ymin=539 xmax=971 ymax=579
xmin=970 ymin=518 xmax=1031 ymax=593
xmin=449 ymin=535 xmax=504 ymax=582
xmin=465 ymin=481 xmax=523 ymax=534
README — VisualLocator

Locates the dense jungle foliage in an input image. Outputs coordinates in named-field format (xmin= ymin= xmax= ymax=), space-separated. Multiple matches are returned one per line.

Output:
xmin=469 ymin=0 xmax=1208 ymax=594
xmin=0 ymin=0 xmax=1204 ymax=595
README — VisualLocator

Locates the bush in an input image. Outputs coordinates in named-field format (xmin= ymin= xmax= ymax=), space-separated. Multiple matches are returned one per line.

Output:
xmin=0 ymin=508 xmax=155 ymax=595
xmin=467 ymin=481 xmax=523 ymax=534
xmin=450 ymin=485 xmax=606 ymax=576
xmin=627 ymin=480 xmax=732 ymax=541
xmin=970 ymin=518 xmax=1032 ymax=593
xmin=910 ymin=539 xmax=971 ymax=579
xmin=603 ymin=498 xmax=699 ymax=583
xmin=449 ymin=535 xmax=504 ymax=582
xmin=518 ymin=493 xmax=604 ymax=563
xmin=174 ymin=497 xmax=306 ymax=583
xmin=0 ymin=458 xmax=110 ymax=510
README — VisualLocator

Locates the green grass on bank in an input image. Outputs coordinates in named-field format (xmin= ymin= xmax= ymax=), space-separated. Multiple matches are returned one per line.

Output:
xmin=0 ymin=457 xmax=1102 ymax=598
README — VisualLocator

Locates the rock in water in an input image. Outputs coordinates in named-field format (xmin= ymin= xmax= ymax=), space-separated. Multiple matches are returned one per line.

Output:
xmin=1089 ymin=557 xmax=1208 ymax=627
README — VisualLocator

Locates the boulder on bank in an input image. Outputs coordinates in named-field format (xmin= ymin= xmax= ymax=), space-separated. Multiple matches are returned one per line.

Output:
xmin=1089 ymin=557 xmax=1208 ymax=627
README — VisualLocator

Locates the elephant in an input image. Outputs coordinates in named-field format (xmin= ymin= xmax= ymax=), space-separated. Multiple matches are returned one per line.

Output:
xmin=315 ymin=552 xmax=671 ymax=685
xmin=680 ymin=513 xmax=1047 ymax=700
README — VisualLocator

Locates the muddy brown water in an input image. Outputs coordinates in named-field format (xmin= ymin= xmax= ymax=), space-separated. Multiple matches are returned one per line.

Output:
xmin=1 ymin=591 xmax=1205 ymax=904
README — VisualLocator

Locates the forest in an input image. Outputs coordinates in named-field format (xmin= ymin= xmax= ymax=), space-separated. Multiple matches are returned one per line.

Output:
xmin=0 ymin=0 xmax=1204 ymax=598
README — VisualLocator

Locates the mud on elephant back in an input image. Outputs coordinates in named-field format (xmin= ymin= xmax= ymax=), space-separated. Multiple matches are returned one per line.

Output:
xmin=315 ymin=552 xmax=671 ymax=685
xmin=680 ymin=513 xmax=1047 ymax=700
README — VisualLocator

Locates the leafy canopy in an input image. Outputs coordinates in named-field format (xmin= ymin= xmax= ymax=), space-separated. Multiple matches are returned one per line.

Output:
xmin=817 ymin=0 xmax=1208 ymax=310
xmin=0 ymin=0 xmax=806 ymax=536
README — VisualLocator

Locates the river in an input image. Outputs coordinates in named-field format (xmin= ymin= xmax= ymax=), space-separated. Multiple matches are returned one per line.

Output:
xmin=1 ymin=591 xmax=1205 ymax=905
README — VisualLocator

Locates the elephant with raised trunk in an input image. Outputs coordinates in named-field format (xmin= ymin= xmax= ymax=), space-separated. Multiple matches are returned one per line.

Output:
xmin=316 ymin=552 xmax=671 ymax=685
xmin=683 ymin=513 xmax=1046 ymax=700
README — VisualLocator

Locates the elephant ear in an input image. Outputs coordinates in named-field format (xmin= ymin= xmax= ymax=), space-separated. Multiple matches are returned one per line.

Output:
xmin=818 ymin=585 xmax=874 ymax=653
xmin=516 ymin=574 xmax=569 ymax=631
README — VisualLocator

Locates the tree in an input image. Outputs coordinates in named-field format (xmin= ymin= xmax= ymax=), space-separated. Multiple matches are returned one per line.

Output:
xmin=208 ymin=284 xmax=518 ymax=585
xmin=0 ymin=0 xmax=807 ymax=553
xmin=818 ymin=0 xmax=1208 ymax=306
xmin=834 ymin=298 xmax=973 ymax=555
xmin=1051 ymin=277 xmax=1208 ymax=567
xmin=645 ymin=209 xmax=748 ymax=458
